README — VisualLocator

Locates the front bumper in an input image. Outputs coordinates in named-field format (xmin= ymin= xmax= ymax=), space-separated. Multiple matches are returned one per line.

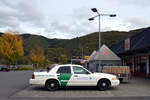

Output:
xmin=111 ymin=79 xmax=120 ymax=87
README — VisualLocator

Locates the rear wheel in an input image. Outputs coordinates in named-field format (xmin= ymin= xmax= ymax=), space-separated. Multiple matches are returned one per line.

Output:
xmin=97 ymin=79 xmax=110 ymax=91
xmin=45 ymin=80 xmax=59 ymax=91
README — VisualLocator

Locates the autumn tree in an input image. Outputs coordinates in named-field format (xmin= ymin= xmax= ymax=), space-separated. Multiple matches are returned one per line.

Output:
xmin=0 ymin=31 xmax=24 ymax=67
xmin=30 ymin=48 xmax=45 ymax=68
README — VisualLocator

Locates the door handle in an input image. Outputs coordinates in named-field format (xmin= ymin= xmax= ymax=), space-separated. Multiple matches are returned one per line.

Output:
xmin=74 ymin=75 xmax=78 ymax=77
xmin=57 ymin=74 xmax=61 ymax=77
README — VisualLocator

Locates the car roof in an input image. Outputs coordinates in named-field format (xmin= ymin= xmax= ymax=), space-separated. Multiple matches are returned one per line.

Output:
xmin=58 ymin=64 xmax=82 ymax=67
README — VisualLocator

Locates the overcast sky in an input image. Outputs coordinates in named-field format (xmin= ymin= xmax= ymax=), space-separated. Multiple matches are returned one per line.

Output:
xmin=0 ymin=0 xmax=150 ymax=39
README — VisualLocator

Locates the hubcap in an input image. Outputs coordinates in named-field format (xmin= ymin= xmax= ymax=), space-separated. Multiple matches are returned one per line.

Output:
xmin=102 ymin=82 xmax=106 ymax=87
xmin=50 ymin=83 xmax=55 ymax=87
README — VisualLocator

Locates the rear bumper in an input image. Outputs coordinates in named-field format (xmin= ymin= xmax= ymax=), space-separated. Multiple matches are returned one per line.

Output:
xmin=111 ymin=80 xmax=120 ymax=87
xmin=29 ymin=79 xmax=45 ymax=85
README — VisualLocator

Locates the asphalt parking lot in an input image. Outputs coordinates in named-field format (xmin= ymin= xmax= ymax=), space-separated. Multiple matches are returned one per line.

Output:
xmin=0 ymin=71 xmax=32 ymax=100
xmin=1 ymin=71 xmax=150 ymax=100
xmin=11 ymin=77 xmax=150 ymax=99
xmin=12 ymin=74 xmax=150 ymax=98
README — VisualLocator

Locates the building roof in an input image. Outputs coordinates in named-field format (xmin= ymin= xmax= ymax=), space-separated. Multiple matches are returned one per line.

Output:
xmin=111 ymin=27 xmax=150 ymax=55
xmin=93 ymin=44 xmax=121 ymax=61
xmin=87 ymin=50 xmax=97 ymax=61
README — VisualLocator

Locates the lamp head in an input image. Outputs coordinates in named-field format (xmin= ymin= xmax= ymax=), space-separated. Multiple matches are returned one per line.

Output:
xmin=88 ymin=17 xmax=94 ymax=21
xmin=91 ymin=8 xmax=97 ymax=12
xmin=109 ymin=14 xmax=116 ymax=17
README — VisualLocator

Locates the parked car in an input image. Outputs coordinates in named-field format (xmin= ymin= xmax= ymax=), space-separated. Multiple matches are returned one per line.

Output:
xmin=0 ymin=66 xmax=10 ymax=72
xmin=29 ymin=64 xmax=120 ymax=91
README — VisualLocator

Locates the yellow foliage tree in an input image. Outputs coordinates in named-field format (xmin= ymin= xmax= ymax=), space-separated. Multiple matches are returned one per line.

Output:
xmin=30 ymin=48 xmax=45 ymax=68
xmin=0 ymin=31 xmax=24 ymax=67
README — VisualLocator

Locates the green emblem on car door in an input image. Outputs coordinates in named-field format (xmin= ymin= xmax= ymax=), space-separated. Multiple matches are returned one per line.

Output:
xmin=58 ymin=74 xmax=72 ymax=86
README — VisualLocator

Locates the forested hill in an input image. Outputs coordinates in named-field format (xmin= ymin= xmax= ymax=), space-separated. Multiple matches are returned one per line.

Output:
xmin=0 ymin=27 xmax=147 ymax=64
xmin=21 ymin=27 xmax=144 ymax=56
xmin=78 ymin=28 xmax=144 ymax=49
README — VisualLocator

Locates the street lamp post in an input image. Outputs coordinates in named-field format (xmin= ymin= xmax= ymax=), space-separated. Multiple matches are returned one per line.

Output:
xmin=89 ymin=8 xmax=116 ymax=50
xmin=89 ymin=8 xmax=116 ymax=72
xmin=82 ymin=47 xmax=84 ymax=60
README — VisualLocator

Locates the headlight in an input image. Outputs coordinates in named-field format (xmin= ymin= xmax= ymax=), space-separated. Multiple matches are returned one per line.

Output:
xmin=112 ymin=77 xmax=117 ymax=80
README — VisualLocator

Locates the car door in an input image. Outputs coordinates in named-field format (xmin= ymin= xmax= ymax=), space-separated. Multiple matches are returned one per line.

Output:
xmin=56 ymin=66 xmax=73 ymax=86
xmin=68 ymin=66 xmax=95 ymax=86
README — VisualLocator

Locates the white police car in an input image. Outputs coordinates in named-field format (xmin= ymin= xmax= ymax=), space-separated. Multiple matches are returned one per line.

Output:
xmin=29 ymin=64 xmax=120 ymax=91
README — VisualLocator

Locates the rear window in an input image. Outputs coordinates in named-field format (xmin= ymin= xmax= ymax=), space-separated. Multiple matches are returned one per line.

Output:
xmin=57 ymin=66 xmax=71 ymax=74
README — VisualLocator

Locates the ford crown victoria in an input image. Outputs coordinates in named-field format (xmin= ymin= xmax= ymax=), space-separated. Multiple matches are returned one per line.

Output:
xmin=29 ymin=64 xmax=120 ymax=91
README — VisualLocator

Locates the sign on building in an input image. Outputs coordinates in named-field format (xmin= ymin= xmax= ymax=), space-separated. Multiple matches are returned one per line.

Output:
xmin=125 ymin=38 xmax=130 ymax=50
xmin=84 ymin=56 xmax=89 ymax=60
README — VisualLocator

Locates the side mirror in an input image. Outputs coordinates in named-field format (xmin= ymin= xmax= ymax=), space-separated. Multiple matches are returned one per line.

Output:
xmin=91 ymin=71 xmax=94 ymax=73
xmin=86 ymin=71 xmax=90 ymax=74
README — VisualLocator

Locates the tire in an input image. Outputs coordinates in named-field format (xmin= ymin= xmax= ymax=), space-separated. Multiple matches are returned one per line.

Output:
xmin=1 ymin=68 xmax=4 ymax=71
xmin=119 ymin=78 xmax=123 ymax=83
xmin=45 ymin=80 xmax=59 ymax=91
xmin=97 ymin=79 xmax=110 ymax=91
xmin=5 ymin=69 xmax=8 ymax=72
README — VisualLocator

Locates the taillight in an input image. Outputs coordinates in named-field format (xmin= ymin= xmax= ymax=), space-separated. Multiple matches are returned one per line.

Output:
xmin=32 ymin=74 xmax=35 ymax=79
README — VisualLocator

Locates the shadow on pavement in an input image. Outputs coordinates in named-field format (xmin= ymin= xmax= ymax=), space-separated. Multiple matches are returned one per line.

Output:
xmin=31 ymin=86 xmax=47 ymax=91
xmin=30 ymin=86 xmax=117 ymax=91
xmin=120 ymin=81 xmax=130 ymax=84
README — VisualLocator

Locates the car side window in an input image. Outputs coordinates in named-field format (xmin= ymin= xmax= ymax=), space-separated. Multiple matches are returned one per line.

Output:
xmin=57 ymin=66 xmax=71 ymax=74
xmin=73 ymin=66 xmax=90 ymax=74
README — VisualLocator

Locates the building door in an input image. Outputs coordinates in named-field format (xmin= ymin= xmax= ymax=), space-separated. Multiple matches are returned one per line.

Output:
xmin=140 ymin=56 xmax=147 ymax=74
xmin=96 ymin=64 xmax=99 ymax=72
xmin=141 ymin=63 xmax=146 ymax=74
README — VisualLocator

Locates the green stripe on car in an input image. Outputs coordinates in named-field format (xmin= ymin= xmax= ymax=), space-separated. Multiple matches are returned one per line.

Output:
xmin=58 ymin=74 xmax=72 ymax=86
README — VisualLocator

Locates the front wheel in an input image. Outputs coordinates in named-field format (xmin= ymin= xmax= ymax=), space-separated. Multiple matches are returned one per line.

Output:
xmin=97 ymin=80 xmax=110 ymax=91
xmin=119 ymin=78 xmax=123 ymax=83
xmin=45 ymin=80 xmax=59 ymax=91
